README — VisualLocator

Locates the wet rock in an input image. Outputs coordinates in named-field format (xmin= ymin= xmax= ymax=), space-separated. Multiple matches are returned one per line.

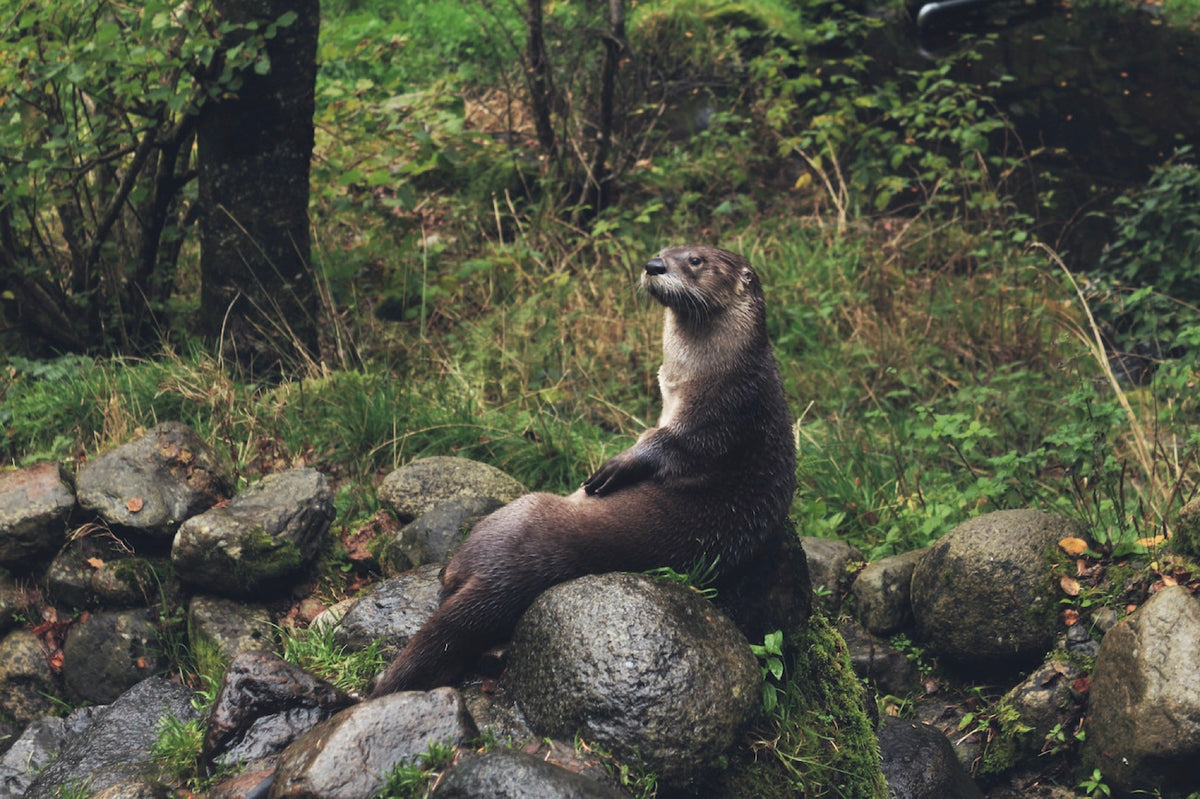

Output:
xmin=377 ymin=457 xmax=525 ymax=523
xmin=203 ymin=650 xmax=355 ymax=771
xmin=45 ymin=536 xmax=176 ymax=610
xmin=1084 ymin=585 xmax=1200 ymax=796
xmin=0 ymin=574 xmax=27 ymax=636
xmin=506 ymin=573 xmax=760 ymax=790
xmin=189 ymin=595 xmax=275 ymax=663
xmin=62 ymin=608 xmax=166 ymax=704
xmin=982 ymin=658 xmax=1085 ymax=778
xmin=75 ymin=422 xmax=231 ymax=539
xmin=269 ymin=688 xmax=477 ymax=799
xmin=0 ymin=710 xmax=101 ymax=797
xmin=332 ymin=564 xmax=442 ymax=658
xmin=799 ymin=536 xmax=862 ymax=613
xmin=1064 ymin=621 xmax=1100 ymax=657
xmin=24 ymin=677 xmax=197 ymax=799
xmin=0 ymin=629 xmax=61 ymax=722
xmin=89 ymin=778 xmax=173 ymax=799
xmin=910 ymin=509 xmax=1081 ymax=673
xmin=45 ymin=534 xmax=134 ymax=608
xmin=852 ymin=547 xmax=924 ymax=635
xmin=206 ymin=766 xmax=275 ymax=799
xmin=879 ymin=718 xmax=983 ymax=799
xmin=430 ymin=748 xmax=630 ymax=799
xmin=0 ymin=461 xmax=74 ymax=567
xmin=378 ymin=496 xmax=503 ymax=576
xmin=838 ymin=619 xmax=920 ymax=698
xmin=459 ymin=683 xmax=533 ymax=745
xmin=1173 ymin=495 xmax=1200 ymax=559
xmin=172 ymin=467 xmax=334 ymax=597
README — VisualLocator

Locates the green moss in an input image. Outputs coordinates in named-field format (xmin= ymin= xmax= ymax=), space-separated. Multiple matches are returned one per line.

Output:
xmin=711 ymin=613 xmax=887 ymax=799
xmin=231 ymin=527 xmax=305 ymax=589
xmin=978 ymin=699 xmax=1034 ymax=777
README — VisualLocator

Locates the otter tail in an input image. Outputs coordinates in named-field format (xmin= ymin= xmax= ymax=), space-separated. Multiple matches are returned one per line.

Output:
xmin=368 ymin=573 xmax=529 ymax=697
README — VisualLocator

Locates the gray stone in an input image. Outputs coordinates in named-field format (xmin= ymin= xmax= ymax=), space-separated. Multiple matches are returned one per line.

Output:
xmin=989 ymin=658 xmax=1085 ymax=774
xmin=506 ymin=573 xmax=760 ymax=790
xmin=44 ymin=536 xmax=175 ymax=610
xmin=0 ymin=574 xmax=27 ymax=637
xmin=0 ymin=629 xmax=61 ymax=723
xmin=0 ymin=717 xmax=71 ymax=797
xmin=377 ymin=457 xmax=525 ymax=523
xmin=269 ymin=688 xmax=477 ymax=799
xmin=62 ymin=609 xmax=166 ymax=704
xmin=172 ymin=467 xmax=334 ymax=597
xmin=0 ymin=462 xmax=73 ymax=566
xmin=189 ymin=595 xmax=275 ymax=663
xmin=910 ymin=509 xmax=1081 ymax=672
xmin=1084 ymin=585 xmax=1200 ymax=795
xmin=852 ymin=547 xmax=924 ymax=635
xmin=379 ymin=496 xmax=503 ymax=576
xmin=459 ymin=684 xmax=533 ymax=745
xmin=333 ymin=564 xmax=442 ymax=658
xmin=799 ymin=536 xmax=862 ymax=613
xmin=431 ymin=749 xmax=629 ymax=798
xmin=879 ymin=719 xmax=983 ymax=799
xmin=25 ymin=677 xmax=197 ymax=799
xmin=203 ymin=650 xmax=355 ymax=771
xmin=838 ymin=619 xmax=920 ymax=698
xmin=75 ymin=422 xmax=231 ymax=538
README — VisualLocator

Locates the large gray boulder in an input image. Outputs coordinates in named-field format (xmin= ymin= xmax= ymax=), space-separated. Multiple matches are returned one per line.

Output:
xmin=910 ymin=509 xmax=1081 ymax=672
xmin=506 ymin=573 xmax=760 ymax=790
xmin=75 ymin=422 xmax=231 ymax=538
xmin=377 ymin=457 xmax=524 ymax=522
xmin=0 ymin=461 xmax=74 ymax=566
xmin=269 ymin=688 xmax=477 ymax=799
xmin=172 ymin=467 xmax=334 ymax=597
xmin=24 ymin=677 xmax=197 ymax=799
xmin=1084 ymin=585 xmax=1200 ymax=796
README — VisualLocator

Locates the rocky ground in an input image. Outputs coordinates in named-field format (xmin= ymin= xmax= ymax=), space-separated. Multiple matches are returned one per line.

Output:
xmin=1 ymin=421 xmax=1198 ymax=798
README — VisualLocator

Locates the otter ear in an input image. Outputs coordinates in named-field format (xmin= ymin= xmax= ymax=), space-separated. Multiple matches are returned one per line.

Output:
xmin=739 ymin=267 xmax=754 ymax=288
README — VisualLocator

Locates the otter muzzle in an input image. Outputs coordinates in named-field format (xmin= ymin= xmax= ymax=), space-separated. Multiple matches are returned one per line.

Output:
xmin=645 ymin=257 xmax=667 ymax=275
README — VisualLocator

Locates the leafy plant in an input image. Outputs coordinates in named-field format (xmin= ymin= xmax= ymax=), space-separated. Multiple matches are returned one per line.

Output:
xmin=749 ymin=630 xmax=786 ymax=713
xmin=1079 ymin=767 xmax=1113 ymax=798
xmin=0 ymin=0 xmax=297 ymax=352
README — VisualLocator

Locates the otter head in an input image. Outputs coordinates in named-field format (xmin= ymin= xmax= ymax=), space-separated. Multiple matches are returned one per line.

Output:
xmin=642 ymin=245 xmax=761 ymax=324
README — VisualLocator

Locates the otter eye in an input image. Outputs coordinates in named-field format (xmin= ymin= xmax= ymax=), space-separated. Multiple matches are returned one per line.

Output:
xmin=688 ymin=256 xmax=702 ymax=266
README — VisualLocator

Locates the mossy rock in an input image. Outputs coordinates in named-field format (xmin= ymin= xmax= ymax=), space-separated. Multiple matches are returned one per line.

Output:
xmin=708 ymin=613 xmax=887 ymax=799
xmin=1173 ymin=497 xmax=1200 ymax=559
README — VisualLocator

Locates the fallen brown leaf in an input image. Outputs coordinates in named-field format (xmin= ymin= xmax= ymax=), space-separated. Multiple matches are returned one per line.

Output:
xmin=126 ymin=497 xmax=144 ymax=512
xmin=1059 ymin=536 xmax=1089 ymax=556
xmin=1060 ymin=575 xmax=1082 ymax=597
xmin=86 ymin=557 xmax=104 ymax=569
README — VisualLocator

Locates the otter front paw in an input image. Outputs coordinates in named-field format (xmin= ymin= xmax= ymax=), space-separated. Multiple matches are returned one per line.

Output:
xmin=583 ymin=451 xmax=652 ymax=496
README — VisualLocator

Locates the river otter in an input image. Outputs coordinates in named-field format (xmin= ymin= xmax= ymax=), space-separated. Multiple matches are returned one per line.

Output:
xmin=370 ymin=244 xmax=795 ymax=696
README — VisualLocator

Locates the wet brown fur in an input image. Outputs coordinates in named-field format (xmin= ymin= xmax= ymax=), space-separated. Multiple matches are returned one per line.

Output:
xmin=370 ymin=245 xmax=795 ymax=695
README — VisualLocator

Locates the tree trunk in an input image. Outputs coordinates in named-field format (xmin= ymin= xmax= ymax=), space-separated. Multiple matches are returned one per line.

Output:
xmin=198 ymin=0 xmax=320 ymax=373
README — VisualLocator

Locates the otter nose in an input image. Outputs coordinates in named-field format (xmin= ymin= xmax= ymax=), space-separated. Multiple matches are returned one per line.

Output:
xmin=645 ymin=257 xmax=667 ymax=275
